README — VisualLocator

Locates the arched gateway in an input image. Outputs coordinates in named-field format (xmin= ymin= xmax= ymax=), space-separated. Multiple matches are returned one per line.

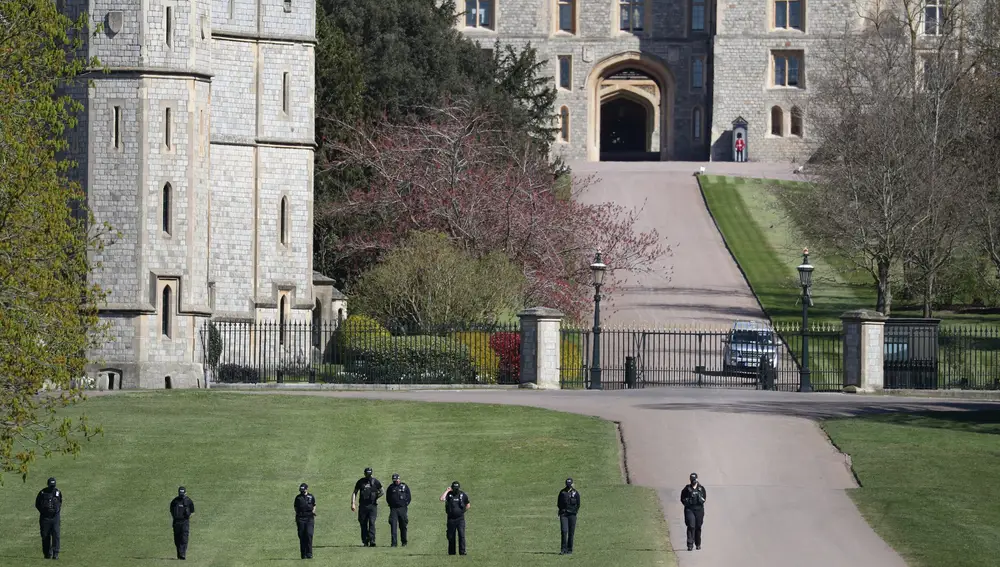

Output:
xmin=586 ymin=52 xmax=675 ymax=162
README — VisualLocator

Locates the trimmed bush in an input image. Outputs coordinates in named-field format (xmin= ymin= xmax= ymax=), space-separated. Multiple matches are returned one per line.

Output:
xmin=345 ymin=335 xmax=478 ymax=384
xmin=215 ymin=364 xmax=260 ymax=384
xmin=489 ymin=332 xmax=521 ymax=384
xmin=450 ymin=331 xmax=501 ymax=383
xmin=560 ymin=337 xmax=586 ymax=383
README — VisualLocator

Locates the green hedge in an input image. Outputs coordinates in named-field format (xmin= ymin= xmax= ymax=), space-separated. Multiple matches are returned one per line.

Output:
xmin=344 ymin=335 xmax=479 ymax=384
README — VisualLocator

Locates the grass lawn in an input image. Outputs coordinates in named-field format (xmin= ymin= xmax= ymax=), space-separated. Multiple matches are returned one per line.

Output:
xmin=698 ymin=174 xmax=999 ymax=326
xmin=822 ymin=410 xmax=1000 ymax=567
xmin=0 ymin=392 xmax=673 ymax=567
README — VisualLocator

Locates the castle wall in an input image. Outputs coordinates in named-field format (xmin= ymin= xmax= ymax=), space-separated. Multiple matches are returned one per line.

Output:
xmin=62 ymin=0 xmax=316 ymax=388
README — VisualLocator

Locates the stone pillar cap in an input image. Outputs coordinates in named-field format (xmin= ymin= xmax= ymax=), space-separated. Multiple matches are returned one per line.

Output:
xmin=840 ymin=309 xmax=888 ymax=321
xmin=518 ymin=307 xmax=565 ymax=319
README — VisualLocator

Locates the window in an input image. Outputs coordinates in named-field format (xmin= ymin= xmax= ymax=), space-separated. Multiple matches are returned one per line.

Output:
xmin=924 ymin=1 xmax=946 ymax=35
xmin=165 ymin=6 xmax=173 ymax=47
xmin=280 ymin=196 xmax=288 ymax=245
xmin=773 ymin=51 xmax=803 ymax=87
xmin=691 ymin=0 xmax=706 ymax=32
xmin=113 ymin=106 xmax=121 ymax=149
xmin=771 ymin=106 xmax=784 ymax=136
xmin=558 ymin=56 xmax=572 ymax=90
xmin=161 ymin=285 xmax=172 ymax=337
xmin=774 ymin=1 xmax=803 ymax=30
xmin=228 ymin=0 xmax=234 ymax=19
xmin=559 ymin=106 xmax=570 ymax=142
xmin=791 ymin=106 xmax=803 ymax=137
xmin=199 ymin=109 xmax=204 ymax=155
xmin=162 ymin=183 xmax=172 ymax=235
xmin=693 ymin=108 xmax=703 ymax=141
xmin=279 ymin=296 xmax=287 ymax=345
xmin=283 ymin=0 xmax=291 ymax=13
xmin=558 ymin=0 xmax=576 ymax=33
xmin=165 ymin=107 xmax=172 ymax=149
xmin=619 ymin=0 xmax=644 ymax=32
xmin=692 ymin=58 xmax=704 ymax=89
xmin=465 ymin=0 xmax=494 ymax=29
xmin=282 ymin=72 xmax=290 ymax=114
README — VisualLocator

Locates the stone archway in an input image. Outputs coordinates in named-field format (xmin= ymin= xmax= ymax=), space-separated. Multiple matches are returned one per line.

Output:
xmin=586 ymin=52 xmax=676 ymax=162
xmin=600 ymin=90 xmax=657 ymax=158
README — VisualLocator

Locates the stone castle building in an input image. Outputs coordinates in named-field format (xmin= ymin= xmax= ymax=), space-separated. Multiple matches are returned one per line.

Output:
xmin=456 ymin=0 xmax=912 ymax=162
xmin=61 ymin=0 xmax=326 ymax=389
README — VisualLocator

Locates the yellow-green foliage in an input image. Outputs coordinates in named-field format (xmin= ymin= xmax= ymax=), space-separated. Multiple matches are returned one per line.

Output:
xmin=450 ymin=331 xmax=501 ymax=383
xmin=560 ymin=337 xmax=585 ymax=382
xmin=338 ymin=314 xmax=391 ymax=351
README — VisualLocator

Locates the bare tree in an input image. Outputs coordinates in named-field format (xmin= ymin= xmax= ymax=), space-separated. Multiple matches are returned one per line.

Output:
xmin=791 ymin=0 xmax=977 ymax=316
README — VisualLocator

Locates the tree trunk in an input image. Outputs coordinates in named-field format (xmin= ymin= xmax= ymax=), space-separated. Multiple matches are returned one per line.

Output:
xmin=922 ymin=272 xmax=935 ymax=318
xmin=876 ymin=260 xmax=892 ymax=315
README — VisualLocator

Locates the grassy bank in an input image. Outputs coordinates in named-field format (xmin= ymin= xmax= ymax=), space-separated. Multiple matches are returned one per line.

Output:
xmin=0 ymin=391 xmax=672 ymax=567
xmin=822 ymin=410 xmax=1000 ymax=567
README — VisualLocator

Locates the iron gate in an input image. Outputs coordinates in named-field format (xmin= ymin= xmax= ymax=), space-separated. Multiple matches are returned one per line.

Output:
xmin=560 ymin=324 xmax=844 ymax=391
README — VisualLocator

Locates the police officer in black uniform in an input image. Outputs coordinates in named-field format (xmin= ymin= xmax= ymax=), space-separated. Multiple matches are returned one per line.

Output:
xmin=294 ymin=483 xmax=317 ymax=559
xmin=351 ymin=467 xmax=383 ymax=547
xmin=34 ymin=477 xmax=62 ymax=560
xmin=169 ymin=486 xmax=195 ymax=560
xmin=439 ymin=481 xmax=470 ymax=556
xmin=385 ymin=473 xmax=411 ymax=547
xmin=557 ymin=477 xmax=581 ymax=555
xmin=680 ymin=472 xmax=707 ymax=551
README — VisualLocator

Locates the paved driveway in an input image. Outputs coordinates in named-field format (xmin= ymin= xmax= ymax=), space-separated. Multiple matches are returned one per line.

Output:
xmin=568 ymin=160 xmax=799 ymax=327
xmin=245 ymin=387 xmax=1000 ymax=567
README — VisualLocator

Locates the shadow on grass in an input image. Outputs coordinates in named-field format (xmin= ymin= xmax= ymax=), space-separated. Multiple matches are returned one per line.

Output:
xmin=847 ymin=409 xmax=1000 ymax=435
xmin=634 ymin=399 xmax=1000 ymax=420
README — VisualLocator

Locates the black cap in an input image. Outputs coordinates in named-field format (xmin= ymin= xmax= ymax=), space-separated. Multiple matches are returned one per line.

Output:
xmin=47 ymin=478 xmax=56 ymax=487
xmin=451 ymin=481 xmax=460 ymax=490
xmin=299 ymin=483 xmax=308 ymax=491
xmin=566 ymin=478 xmax=574 ymax=487
xmin=392 ymin=473 xmax=400 ymax=480
xmin=364 ymin=467 xmax=373 ymax=476
xmin=178 ymin=486 xmax=186 ymax=495
xmin=690 ymin=473 xmax=698 ymax=482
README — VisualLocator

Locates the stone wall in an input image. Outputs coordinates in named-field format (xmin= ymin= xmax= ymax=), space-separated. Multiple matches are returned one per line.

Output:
xmin=709 ymin=0 xmax=858 ymax=162
xmin=462 ymin=0 xmax=713 ymax=161
xmin=63 ymin=0 xmax=316 ymax=388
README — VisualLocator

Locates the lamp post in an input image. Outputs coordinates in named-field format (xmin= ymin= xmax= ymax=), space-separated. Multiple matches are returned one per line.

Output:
xmin=797 ymin=248 xmax=814 ymax=393
xmin=589 ymin=251 xmax=607 ymax=390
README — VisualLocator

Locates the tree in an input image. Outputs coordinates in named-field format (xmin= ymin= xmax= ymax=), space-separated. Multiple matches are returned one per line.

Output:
xmin=348 ymin=231 xmax=526 ymax=330
xmin=313 ymin=0 xmax=560 ymax=284
xmin=0 ymin=0 xmax=106 ymax=483
xmin=790 ymin=3 xmax=975 ymax=315
xmin=318 ymin=101 xmax=666 ymax=323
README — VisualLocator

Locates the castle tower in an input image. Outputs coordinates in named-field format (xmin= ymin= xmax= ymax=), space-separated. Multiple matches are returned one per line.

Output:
xmin=62 ymin=0 xmax=315 ymax=388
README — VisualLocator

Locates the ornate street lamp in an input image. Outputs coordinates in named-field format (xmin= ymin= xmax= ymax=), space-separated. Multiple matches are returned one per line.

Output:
xmin=589 ymin=251 xmax=607 ymax=390
xmin=797 ymin=248 xmax=814 ymax=393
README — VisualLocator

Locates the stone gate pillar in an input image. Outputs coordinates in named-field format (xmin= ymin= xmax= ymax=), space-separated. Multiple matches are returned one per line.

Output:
xmin=841 ymin=309 xmax=888 ymax=393
xmin=518 ymin=307 xmax=564 ymax=390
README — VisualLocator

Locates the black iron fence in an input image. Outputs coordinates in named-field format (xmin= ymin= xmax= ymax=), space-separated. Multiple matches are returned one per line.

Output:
xmin=939 ymin=326 xmax=1000 ymax=389
xmin=200 ymin=320 xmax=520 ymax=386
xmin=559 ymin=322 xmax=844 ymax=391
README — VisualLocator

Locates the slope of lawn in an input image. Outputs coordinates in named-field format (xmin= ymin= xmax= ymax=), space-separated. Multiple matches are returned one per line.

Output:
xmin=0 ymin=391 xmax=673 ymax=567
xmin=822 ymin=410 xmax=1000 ymax=567
xmin=698 ymin=174 xmax=874 ymax=324
xmin=699 ymin=175 xmax=999 ymax=326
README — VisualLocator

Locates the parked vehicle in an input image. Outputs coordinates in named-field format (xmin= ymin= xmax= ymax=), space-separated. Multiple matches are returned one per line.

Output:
xmin=722 ymin=321 xmax=778 ymax=375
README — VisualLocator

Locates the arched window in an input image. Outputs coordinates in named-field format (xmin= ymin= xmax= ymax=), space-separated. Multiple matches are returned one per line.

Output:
xmin=279 ymin=196 xmax=288 ymax=245
xmin=161 ymin=285 xmax=172 ymax=337
xmin=791 ymin=106 xmax=803 ymax=137
xmin=559 ymin=106 xmax=570 ymax=142
xmin=771 ymin=106 xmax=784 ymax=136
xmin=692 ymin=107 xmax=703 ymax=141
xmin=162 ymin=183 xmax=171 ymax=235
xmin=279 ymin=295 xmax=287 ymax=345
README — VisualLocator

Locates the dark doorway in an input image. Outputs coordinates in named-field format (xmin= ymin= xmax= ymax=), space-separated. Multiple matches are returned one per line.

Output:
xmin=600 ymin=98 xmax=655 ymax=161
